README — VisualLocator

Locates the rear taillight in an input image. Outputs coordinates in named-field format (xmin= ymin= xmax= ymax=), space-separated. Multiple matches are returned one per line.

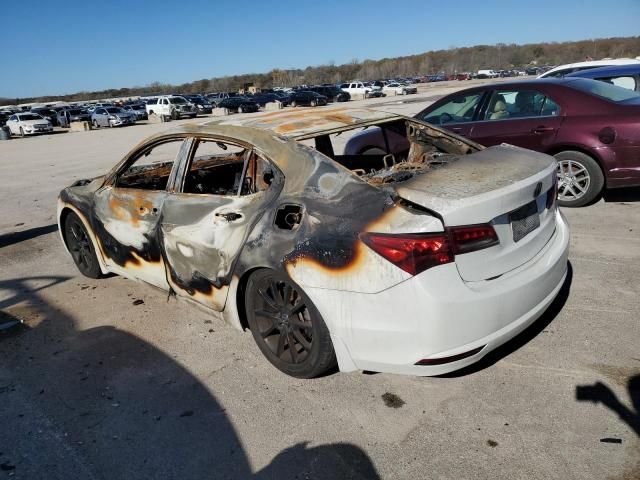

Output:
xmin=360 ymin=223 xmax=499 ymax=276
xmin=359 ymin=232 xmax=453 ymax=275
xmin=448 ymin=224 xmax=499 ymax=255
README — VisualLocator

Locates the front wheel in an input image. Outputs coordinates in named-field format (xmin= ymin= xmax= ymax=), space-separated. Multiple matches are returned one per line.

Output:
xmin=238 ymin=106 xmax=244 ymax=113
xmin=290 ymin=100 xmax=297 ymax=108
xmin=63 ymin=212 xmax=103 ymax=279
xmin=554 ymin=151 xmax=604 ymax=207
xmin=245 ymin=269 xmax=337 ymax=378
xmin=19 ymin=127 xmax=25 ymax=137
xmin=171 ymin=109 xmax=179 ymax=120
xmin=92 ymin=120 xmax=99 ymax=129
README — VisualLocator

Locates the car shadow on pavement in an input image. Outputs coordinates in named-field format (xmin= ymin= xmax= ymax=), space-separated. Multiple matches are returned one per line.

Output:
xmin=603 ymin=186 xmax=640 ymax=203
xmin=0 ymin=224 xmax=58 ymax=248
xmin=439 ymin=261 xmax=573 ymax=378
xmin=0 ymin=276 xmax=380 ymax=479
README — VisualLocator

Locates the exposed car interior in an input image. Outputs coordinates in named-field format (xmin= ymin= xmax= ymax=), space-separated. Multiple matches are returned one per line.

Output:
xmin=182 ymin=140 xmax=272 ymax=196
xmin=116 ymin=138 xmax=272 ymax=195
xmin=311 ymin=119 xmax=474 ymax=185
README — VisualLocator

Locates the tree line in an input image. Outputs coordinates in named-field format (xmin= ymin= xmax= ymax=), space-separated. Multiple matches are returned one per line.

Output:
xmin=3 ymin=36 xmax=639 ymax=105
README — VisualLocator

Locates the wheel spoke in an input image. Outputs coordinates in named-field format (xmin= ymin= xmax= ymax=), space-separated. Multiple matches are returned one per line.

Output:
xmin=255 ymin=309 xmax=281 ymax=322
xmin=260 ymin=323 xmax=277 ymax=339
xmin=292 ymin=329 xmax=311 ymax=350
xmin=287 ymin=332 xmax=298 ymax=363
xmin=257 ymin=287 xmax=279 ymax=310
xmin=276 ymin=330 xmax=286 ymax=356
xmin=70 ymin=225 xmax=81 ymax=240
xmin=567 ymin=184 xmax=580 ymax=198
xmin=289 ymin=315 xmax=312 ymax=329
xmin=289 ymin=301 xmax=305 ymax=315
xmin=283 ymin=284 xmax=292 ymax=305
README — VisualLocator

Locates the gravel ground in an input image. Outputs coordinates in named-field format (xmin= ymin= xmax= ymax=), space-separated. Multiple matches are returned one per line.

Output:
xmin=0 ymin=80 xmax=639 ymax=479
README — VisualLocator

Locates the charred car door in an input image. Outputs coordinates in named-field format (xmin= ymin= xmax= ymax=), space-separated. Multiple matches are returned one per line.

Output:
xmin=160 ymin=138 xmax=280 ymax=311
xmin=92 ymin=137 xmax=190 ymax=288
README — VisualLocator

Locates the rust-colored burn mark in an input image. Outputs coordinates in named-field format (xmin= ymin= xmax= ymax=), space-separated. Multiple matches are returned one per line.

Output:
xmin=283 ymin=235 xmax=370 ymax=279
xmin=108 ymin=191 xmax=154 ymax=227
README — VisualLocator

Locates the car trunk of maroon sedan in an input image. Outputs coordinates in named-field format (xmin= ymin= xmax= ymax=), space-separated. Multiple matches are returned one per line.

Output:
xmin=391 ymin=144 xmax=558 ymax=281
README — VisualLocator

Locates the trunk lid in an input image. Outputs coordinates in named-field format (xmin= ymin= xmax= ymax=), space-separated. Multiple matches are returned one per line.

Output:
xmin=393 ymin=144 xmax=558 ymax=281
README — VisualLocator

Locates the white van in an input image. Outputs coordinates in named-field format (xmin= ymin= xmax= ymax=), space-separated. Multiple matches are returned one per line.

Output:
xmin=477 ymin=70 xmax=498 ymax=78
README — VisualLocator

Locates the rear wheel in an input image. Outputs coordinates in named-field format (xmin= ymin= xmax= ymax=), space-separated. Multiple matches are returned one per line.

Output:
xmin=92 ymin=120 xmax=99 ymax=129
xmin=238 ymin=106 xmax=244 ymax=113
xmin=554 ymin=150 xmax=604 ymax=207
xmin=310 ymin=100 xmax=317 ymax=107
xmin=63 ymin=212 xmax=103 ymax=279
xmin=290 ymin=100 xmax=297 ymax=108
xmin=245 ymin=269 xmax=336 ymax=378
xmin=171 ymin=109 xmax=179 ymax=120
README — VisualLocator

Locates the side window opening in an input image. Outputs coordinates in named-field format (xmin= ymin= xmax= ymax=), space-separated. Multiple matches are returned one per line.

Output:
xmin=419 ymin=93 xmax=483 ymax=125
xmin=116 ymin=139 xmax=184 ymax=190
xmin=484 ymin=90 xmax=560 ymax=120
xmin=182 ymin=139 xmax=273 ymax=196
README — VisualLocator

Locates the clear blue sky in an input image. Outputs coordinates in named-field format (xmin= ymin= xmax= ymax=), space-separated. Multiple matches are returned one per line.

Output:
xmin=2 ymin=0 xmax=639 ymax=98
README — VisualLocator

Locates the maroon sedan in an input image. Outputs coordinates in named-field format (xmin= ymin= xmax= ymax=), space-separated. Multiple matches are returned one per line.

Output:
xmin=345 ymin=78 xmax=640 ymax=207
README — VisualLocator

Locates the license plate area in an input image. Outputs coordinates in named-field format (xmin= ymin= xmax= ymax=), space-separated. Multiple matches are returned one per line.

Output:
xmin=510 ymin=200 xmax=540 ymax=242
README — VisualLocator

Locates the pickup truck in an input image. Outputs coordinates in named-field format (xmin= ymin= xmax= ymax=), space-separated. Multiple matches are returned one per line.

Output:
xmin=145 ymin=96 xmax=197 ymax=119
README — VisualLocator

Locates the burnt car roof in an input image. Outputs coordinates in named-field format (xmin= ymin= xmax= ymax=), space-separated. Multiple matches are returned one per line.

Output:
xmin=203 ymin=107 xmax=398 ymax=139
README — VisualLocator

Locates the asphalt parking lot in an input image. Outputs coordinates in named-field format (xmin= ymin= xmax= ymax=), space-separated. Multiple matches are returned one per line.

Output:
xmin=1 ymin=81 xmax=639 ymax=479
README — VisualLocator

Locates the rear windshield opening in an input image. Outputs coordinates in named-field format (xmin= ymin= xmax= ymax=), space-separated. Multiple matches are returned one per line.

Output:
xmin=307 ymin=119 xmax=477 ymax=185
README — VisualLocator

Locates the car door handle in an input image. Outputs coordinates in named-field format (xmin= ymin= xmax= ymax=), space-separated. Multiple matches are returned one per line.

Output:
xmin=216 ymin=212 xmax=242 ymax=222
xmin=450 ymin=127 xmax=468 ymax=137
xmin=532 ymin=126 xmax=555 ymax=134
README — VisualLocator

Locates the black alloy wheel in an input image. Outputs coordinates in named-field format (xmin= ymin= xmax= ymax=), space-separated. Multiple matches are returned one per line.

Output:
xmin=245 ymin=269 xmax=336 ymax=378
xmin=64 ymin=212 xmax=102 ymax=279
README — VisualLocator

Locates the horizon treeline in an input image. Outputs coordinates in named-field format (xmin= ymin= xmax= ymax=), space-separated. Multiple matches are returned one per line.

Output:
xmin=3 ymin=36 xmax=639 ymax=104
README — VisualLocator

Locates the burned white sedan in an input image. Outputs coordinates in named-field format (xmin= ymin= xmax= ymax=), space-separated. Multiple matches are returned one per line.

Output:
xmin=58 ymin=108 xmax=569 ymax=378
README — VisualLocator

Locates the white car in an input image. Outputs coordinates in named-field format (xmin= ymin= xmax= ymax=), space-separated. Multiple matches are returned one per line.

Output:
xmin=382 ymin=82 xmax=418 ymax=95
xmin=538 ymin=58 xmax=640 ymax=78
xmin=57 ymin=108 xmax=569 ymax=378
xmin=339 ymin=82 xmax=371 ymax=97
xmin=6 ymin=113 xmax=53 ymax=136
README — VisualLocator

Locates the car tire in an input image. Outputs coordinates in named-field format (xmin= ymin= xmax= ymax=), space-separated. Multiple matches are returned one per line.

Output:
xmin=92 ymin=120 xmax=99 ymax=129
xmin=310 ymin=100 xmax=317 ymax=107
xmin=238 ymin=106 xmax=244 ymax=113
xmin=171 ymin=109 xmax=179 ymax=120
xmin=291 ymin=100 xmax=297 ymax=108
xmin=554 ymin=150 xmax=604 ymax=207
xmin=245 ymin=269 xmax=337 ymax=378
xmin=19 ymin=127 xmax=24 ymax=137
xmin=359 ymin=146 xmax=388 ymax=155
xmin=108 ymin=119 xmax=114 ymax=128
xmin=402 ymin=89 xmax=407 ymax=95
xmin=63 ymin=211 xmax=103 ymax=279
